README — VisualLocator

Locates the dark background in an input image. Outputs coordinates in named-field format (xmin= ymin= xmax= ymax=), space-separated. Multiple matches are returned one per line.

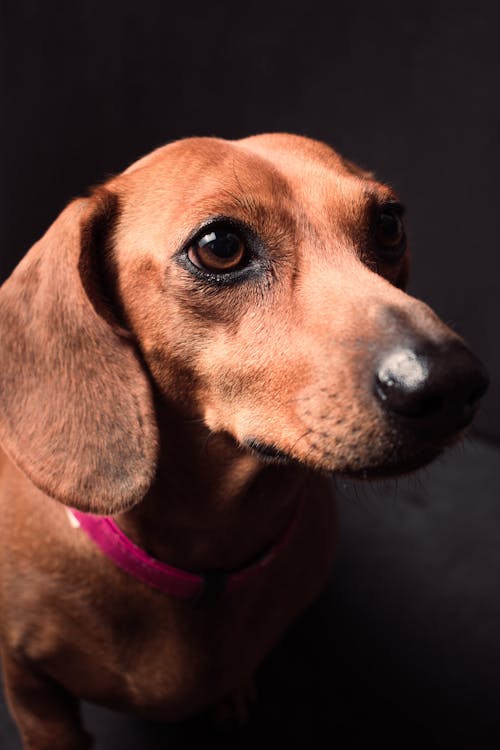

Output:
xmin=1 ymin=1 xmax=499 ymax=747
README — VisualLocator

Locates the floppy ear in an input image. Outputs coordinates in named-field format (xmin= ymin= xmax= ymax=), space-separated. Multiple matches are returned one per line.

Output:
xmin=0 ymin=190 xmax=158 ymax=513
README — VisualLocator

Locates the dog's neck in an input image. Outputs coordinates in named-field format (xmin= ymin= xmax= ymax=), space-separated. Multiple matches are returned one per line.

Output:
xmin=114 ymin=403 xmax=309 ymax=573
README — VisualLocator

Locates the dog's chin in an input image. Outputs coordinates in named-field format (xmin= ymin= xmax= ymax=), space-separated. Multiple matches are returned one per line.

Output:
xmin=337 ymin=444 xmax=446 ymax=481
xmin=341 ymin=423 xmax=472 ymax=480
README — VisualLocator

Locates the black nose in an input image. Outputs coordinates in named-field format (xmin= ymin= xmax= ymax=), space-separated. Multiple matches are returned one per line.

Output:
xmin=374 ymin=342 xmax=489 ymax=434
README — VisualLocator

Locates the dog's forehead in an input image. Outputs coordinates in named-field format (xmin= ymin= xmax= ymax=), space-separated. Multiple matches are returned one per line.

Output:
xmin=124 ymin=134 xmax=374 ymax=194
xmin=115 ymin=135 xmax=394 ymax=259
xmin=238 ymin=132 xmax=355 ymax=174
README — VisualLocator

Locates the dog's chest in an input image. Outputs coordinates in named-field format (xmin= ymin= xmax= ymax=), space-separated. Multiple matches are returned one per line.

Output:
xmin=1 ymin=480 xmax=336 ymax=721
xmin=11 ymin=560 xmax=326 ymax=721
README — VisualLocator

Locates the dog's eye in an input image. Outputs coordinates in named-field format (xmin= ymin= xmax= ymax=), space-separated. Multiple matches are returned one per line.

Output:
xmin=375 ymin=204 xmax=406 ymax=260
xmin=188 ymin=229 xmax=246 ymax=272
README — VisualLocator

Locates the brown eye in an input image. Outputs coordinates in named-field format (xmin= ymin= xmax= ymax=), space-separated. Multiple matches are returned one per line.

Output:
xmin=188 ymin=229 xmax=246 ymax=272
xmin=375 ymin=204 xmax=406 ymax=261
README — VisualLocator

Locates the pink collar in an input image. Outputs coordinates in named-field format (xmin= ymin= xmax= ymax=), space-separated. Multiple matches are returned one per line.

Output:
xmin=67 ymin=501 xmax=302 ymax=604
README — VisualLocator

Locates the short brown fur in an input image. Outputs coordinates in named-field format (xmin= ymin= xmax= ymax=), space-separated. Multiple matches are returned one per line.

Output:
xmin=0 ymin=134 xmax=477 ymax=748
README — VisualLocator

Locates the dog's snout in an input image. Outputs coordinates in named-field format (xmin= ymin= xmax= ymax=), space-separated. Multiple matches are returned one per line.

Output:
xmin=374 ymin=341 xmax=489 ymax=432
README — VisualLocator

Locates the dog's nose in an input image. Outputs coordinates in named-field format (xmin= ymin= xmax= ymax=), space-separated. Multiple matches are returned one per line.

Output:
xmin=374 ymin=342 xmax=489 ymax=433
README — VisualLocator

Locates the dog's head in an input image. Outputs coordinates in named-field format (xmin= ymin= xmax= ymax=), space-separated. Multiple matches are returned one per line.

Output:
xmin=0 ymin=134 xmax=488 ymax=513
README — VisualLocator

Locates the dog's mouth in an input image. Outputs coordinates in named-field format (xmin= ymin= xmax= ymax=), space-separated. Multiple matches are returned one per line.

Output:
xmin=242 ymin=432 xmax=455 ymax=479
xmin=243 ymin=438 xmax=296 ymax=465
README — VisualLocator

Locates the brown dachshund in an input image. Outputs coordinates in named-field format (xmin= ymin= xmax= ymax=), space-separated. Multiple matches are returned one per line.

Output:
xmin=0 ymin=134 xmax=488 ymax=749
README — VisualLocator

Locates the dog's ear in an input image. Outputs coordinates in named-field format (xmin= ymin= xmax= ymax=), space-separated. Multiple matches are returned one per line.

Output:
xmin=0 ymin=190 xmax=158 ymax=514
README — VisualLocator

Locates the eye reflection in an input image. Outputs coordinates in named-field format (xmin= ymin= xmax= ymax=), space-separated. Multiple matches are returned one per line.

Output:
xmin=188 ymin=228 xmax=246 ymax=272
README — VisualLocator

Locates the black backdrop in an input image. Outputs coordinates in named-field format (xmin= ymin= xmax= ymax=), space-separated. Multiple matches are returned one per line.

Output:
xmin=1 ymin=1 xmax=500 ymax=746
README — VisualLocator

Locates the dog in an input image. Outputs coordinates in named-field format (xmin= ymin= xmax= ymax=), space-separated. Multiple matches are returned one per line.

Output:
xmin=0 ymin=133 xmax=488 ymax=749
